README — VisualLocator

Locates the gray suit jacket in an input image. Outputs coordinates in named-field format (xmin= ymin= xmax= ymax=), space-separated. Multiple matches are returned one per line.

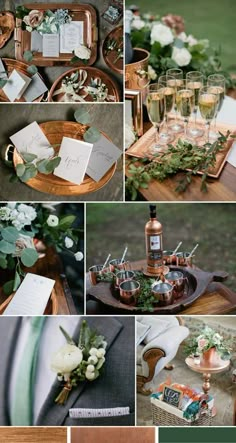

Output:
xmin=0 ymin=316 xmax=135 ymax=426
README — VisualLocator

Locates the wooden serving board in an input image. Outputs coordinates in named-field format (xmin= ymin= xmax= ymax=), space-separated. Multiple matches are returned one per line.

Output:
xmin=88 ymin=266 xmax=231 ymax=314
xmin=15 ymin=3 xmax=97 ymax=66
xmin=126 ymin=120 xmax=236 ymax=178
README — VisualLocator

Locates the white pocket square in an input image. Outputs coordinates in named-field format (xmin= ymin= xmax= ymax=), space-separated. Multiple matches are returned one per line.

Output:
xmin=69 ymin=407 xmax=130 ymax=418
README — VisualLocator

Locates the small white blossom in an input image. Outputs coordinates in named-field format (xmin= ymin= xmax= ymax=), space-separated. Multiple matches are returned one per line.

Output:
xmin=65 ymin=236 xmax=74 ymax=248
xmin=89 ymin=347 xmax=98 ymax=356
xmin=85 ymin=370 xmax=95 ymax=380
xmin=148 ymin=65 xmax=157 ymax=80
xmin=74 ymin=251 xmax=84 ymax=261
xmin=0 ymin=207 xmax=11 ymax=221
xmin=88 ymin=355 xmax=98 ymax=364
xmin=96 ymin=348 xmax=106 ymax=358
xmin=131 ymin=17 xmax=145 ymax=30
xmin=74 ymin=44 xmax=91 ymax=60
xmin=47 ymin=214 xmax=59 ymax=227
xmin=87 ymin=364 xmax=95 ymax=372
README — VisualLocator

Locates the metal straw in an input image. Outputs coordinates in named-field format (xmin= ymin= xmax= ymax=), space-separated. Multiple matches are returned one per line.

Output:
xmin=102 ymin=253 xmax=111 ymax=269
xmin=172 ymin=241 xmax=182 ymax=255
xmin=189 ymin=243 xmax=199 ymax=257
xmin=121 ymin=246 xmax=128 ymax=263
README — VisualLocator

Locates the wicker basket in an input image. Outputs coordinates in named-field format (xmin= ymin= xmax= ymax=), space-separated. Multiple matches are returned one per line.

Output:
xmin=151 ymin=398 xmax=213 ymax=426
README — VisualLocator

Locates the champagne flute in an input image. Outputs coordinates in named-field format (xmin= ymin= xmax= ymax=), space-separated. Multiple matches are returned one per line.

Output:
xmin=207 ymin=74 xmax=225 ymax=140
xmin=176 ymin=87 xmax=195 ymax=142
xmin=186 ymin=71 xmax=204 ymax=138
xmin=166 ymin=68 xmax=184 ymax=133
xmin=198 ymin=86 xmax=219 ymax=144
xmin=158 ymin=74 xmax=175 ymax=144
xmin=146 ymin=83 xmax=165 ymax=153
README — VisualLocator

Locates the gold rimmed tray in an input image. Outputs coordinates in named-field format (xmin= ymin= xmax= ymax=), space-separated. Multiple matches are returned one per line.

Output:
xmin=13 ymin=121 xmax=117 ymax=196
xmin=48 ymin=66 xmax=120 ymax=102
xmin=126 ymin=119 xmax=236 ymax=178
xmin=0 ymin=12 xmax=15 ymax=48
xmin=0 ymin=58 xmax=46 ymax=102
xmin=15 ymin=3 xmax=98 ymax=67
xmin=102 ymin=25 xmax=123 ymax=75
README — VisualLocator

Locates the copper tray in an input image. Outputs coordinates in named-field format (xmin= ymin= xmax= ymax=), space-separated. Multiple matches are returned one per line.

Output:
xmin=0 ymin=58 xmax=45 ymax=102
xmin=48 ymin=66 xmax=120 ymax=102
xmin=88 ymin=266 xmax=229 ymax=314
xmin=13 ymin=121 xmax=117 ymax=196
xmin=0 ymin=12 xmax=15 ymax=48
xmin=15 ymin=3 xmax=97 ymax=67
xmin=102 ymin=26 xmax=123 ymax=75
xmin=126 ymin=119 xmax=236 ymax=178
xmin=0 ymin=288 xmax=58 ymax=315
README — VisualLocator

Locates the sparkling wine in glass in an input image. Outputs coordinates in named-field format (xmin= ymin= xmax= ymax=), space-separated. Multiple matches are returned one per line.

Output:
xmin=186 ymin=71 xmax=204 ymax=138
xmin=207 ymin=74 xmax=225 ymax=140
xmin=176 ymin=88 xmax=195 ymax=142
xmin=158 ymin=74 xmax=175 ymax=144
xmin=166 ymin=68 xmax=184 ymax=133
xmin=198 ymin=86 xmax=219 ymax=144
xmin=146 ymin=84 xmax=165 ymax=153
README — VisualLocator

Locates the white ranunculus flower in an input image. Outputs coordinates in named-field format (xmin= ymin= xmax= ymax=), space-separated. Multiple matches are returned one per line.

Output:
xmin=148 ymin=65 xmax=157 ymax=80
xmin=51 ymin=344 xmax=83 ymax=374
xmin=125 ymin=124 xmax=136 ymax=150
xmin=150 ymin=23 xmax=174 ymax=47
xmin=131 ymin=17 xmax=145 ymax=30
xmin=12 ymin=234 xmax=36 ymax=258
xmin=172 ymin=47 xmax=192 ymax=67
xmin=74 ymin=44 xmax=91 ymax=60
xmin=74 ymin=251 xmax=84 ymax=261
xmin=47 ymin=214 xmax=59 ymax=227
xmin=65 ymin=236 xmax=74 ymax=249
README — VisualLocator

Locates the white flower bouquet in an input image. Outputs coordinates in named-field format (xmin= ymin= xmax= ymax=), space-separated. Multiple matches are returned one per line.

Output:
xmin=16 ymin=6 xmax=72 ymax=34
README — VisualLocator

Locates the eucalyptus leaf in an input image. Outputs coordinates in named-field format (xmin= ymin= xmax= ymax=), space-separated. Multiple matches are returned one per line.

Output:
xmin=3 ymin=280 xmax=14 ymax=296
xmin=21 ymin=248 xmax=38 ymax=267
xmin=9 ymin=174 xmax=20 ymax=183
xmin=173 ymin=38 xmax=185 ymax=49
xmin=24 ymin=50 xmax=34 ymax=62
xmin=16 ymin=164 xmax=26 ymax=177
xmin=83 ymin=127 xmax=101 ymax=143
xmin=13 ymin=271 xmax=21 ymax=292
xmin=45 ymin=156 xmax=61 ymax=173
xmin=20 ymin=164 xmax=38 ymax=182
xmin=0 ymin=257 xmax=7 ymax=269
xmin=74 ymin=109 xmax=91 ymax=124
xmin=21 ymin=153 xmax=38 ymax=163
xmin=27 ymin=65 xmax=38 ymax=75
xmin=37 ymin=159 xmax=51 ymax=174
xmin=0 ymin=240 xmax=16 ymax=254
xmin=0 ymin=79 xmax=8 ymax=88
xmin=2 ymin=226 xmax=20 ymax=243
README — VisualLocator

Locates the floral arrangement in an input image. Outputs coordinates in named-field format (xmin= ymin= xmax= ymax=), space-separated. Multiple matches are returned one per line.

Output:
xmin=104 ymin=37 xmax=123 ymax=64
xmin=0 ymin=203 xmax=83 ymax=295
xmin=71 ymin=44 xmax=92 ymax=64
xmin=130 ymin=13 xmax=235 ymax=88
xmin=16 ymin=6 xmax=72 ymax=34
xmin=184 ymin=326 xmax=232 ymax=360
xmin=51 ymin=320 xmax=107 ymax=404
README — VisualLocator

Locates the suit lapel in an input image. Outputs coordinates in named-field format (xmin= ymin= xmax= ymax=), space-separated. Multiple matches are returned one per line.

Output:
xmin=0 ymin=317 xmax=21 ymax=425
xmin=36 ymin=317 xmax=123 ymax=426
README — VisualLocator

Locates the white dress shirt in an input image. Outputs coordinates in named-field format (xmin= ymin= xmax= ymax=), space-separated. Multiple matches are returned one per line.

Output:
xmin=9 ymin=316 xmax=80 ymax=424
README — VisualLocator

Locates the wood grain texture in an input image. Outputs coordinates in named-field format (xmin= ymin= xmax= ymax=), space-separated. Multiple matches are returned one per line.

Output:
xmin=71 ymin=427 xmax=155 ymax=443
xmin=0 ymin=427 xmax=67 ymax=443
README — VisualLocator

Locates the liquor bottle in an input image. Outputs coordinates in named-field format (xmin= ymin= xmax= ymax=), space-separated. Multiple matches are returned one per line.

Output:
xmin=145 ymin=204 xmax=163 ymax=274
xmin=125 ymin=10 xmax=134 ymax=64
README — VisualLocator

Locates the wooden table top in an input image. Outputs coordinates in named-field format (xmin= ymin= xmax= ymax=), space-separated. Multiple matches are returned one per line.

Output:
xmin=126 ymin=119 xmax=236 ymax=202
xmin=185 ymin=356 xmax=230 ymax=374
xmin=87 ymin=259 xmax=236 ymax=315
xmin=0 ymin=428 xmax=67 ymax=443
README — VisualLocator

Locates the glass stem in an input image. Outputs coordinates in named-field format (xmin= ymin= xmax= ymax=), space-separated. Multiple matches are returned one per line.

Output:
xmin=206 ymin=121 xmax=210 ymax=143
xmin=184 ymin=118 xmax=188 ymax=139
xmin=155 ymin=125 xmax=160 ymax=146
xmin=194 ymin=107 xmax=197 ymax=129
xmin=214 ymin=113 xmax=218 ymax=132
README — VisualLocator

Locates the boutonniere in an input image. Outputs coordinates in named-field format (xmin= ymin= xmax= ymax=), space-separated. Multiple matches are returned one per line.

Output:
xmin=51 ymin=320 xmax=107 ymax=405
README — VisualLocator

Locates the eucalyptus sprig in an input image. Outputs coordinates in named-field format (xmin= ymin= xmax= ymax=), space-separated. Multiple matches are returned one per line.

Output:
xmin=74 ymin=109 xmax=101 ymax=143
xmin=12 ymin=151 xmax=61 ymax=183
xmin=126 ymin=132 xmax=236 ymax=200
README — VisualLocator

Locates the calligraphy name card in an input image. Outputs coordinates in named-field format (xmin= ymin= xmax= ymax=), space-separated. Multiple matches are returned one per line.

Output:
xmin=10 ymin=121 xmax=54 ymax=160
xmin=54 ymin=136 xmax=93 ymax=185
xmin=3 ymin=273 xmax=55 ymax=316
xmin=43 ymin=34 xmax=60 ymax=57
xmin=60 ymin=21 xmax=84 ymax=53
xmin=86 ymin=134 xmax=122 ymax=182
xmin=3 ymin=69 xmax=32 ymax=102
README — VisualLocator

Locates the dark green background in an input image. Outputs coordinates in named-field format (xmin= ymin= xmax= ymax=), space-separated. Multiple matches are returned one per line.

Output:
xmin=159 ymin=427 xmax=236 ymax=441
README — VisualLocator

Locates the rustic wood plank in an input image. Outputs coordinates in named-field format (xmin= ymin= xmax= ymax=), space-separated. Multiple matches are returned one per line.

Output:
xmin=71 ymin=427 xmax=155 ymax=443
xmin=0 ymin=427 xmax=67 ymax=443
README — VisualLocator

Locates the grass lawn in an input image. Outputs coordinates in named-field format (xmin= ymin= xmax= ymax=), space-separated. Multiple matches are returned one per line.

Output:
xmin=86 ymin=203 xmax=236 ymax=291
xmin=126 ymin=0 xmax=236 ymax=72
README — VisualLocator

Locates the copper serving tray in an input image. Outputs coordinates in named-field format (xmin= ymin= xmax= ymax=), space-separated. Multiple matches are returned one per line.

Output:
xmin=126 ymin=119 xmax=236 ymax=178
xmin=0 ymin=58 xmax=45 ymax=102
xmin=88 ymin=266 xmax=229 ymax=314
xmin=102 ymin=25 xmax=123 ymax=75
xmin=48 ymin=66 xmax=120 ymax=102
xmin=13 ymin=121 xmax=117 ymax=196
xmin=15 ymin=3 xmax=98 ymax=67
xmin=0 ymin=12 xmax=15 ymax=48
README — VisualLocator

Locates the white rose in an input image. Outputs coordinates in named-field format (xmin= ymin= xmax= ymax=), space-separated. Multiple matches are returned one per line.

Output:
xmin=65 ymin=236 xmax=74 ymax=249
xmin=150 ymin=23 xmax=174 ymax=47
xmin=125 ymin=124 xmax=136 ymax=150
xmin=148 ymin=65 xmax=157 ymax=80
xmin=85 ymin=370 xmax=96 ymax=380
xmin=74 ymin=251 xmax=84 ymax=261
xmin=186 ymin=34 xmax=198 ymax=47
xmin=51 ymin=344 xmax=83 ymax=374
xmin=13 ymin=234 xmax=36 ymax=258
xmin=47 ymin=214 xmax=59 ymax=227
xmin=131 ymin=17 xmax=145 ymax=30
xmin=74 ymin=44 xmax=91 ymax=60
xmin=172 ymin=47 xmax=192 ymax=67
xmin=178 ymin=32 xmax=188 ymax=42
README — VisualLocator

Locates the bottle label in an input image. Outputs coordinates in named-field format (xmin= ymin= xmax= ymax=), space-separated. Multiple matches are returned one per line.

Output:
xmin=149 ymin=235 xmax=161 ymax=250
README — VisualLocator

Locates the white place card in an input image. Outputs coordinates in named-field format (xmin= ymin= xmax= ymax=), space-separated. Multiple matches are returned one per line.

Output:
xmin=10 ymin=121 xmax=54 ymax=160
xmin=60 ymin=21 xmax=84 ymax=53
xmin=3 ymin=69 xmax=32 ymax=102
xmin=23 ymin=73 xmax=48 ymax=102
xmin=86 ymin=134 xmax=122 ymax=182
xmin=227 ymin=142 xmax=236 ymax=168
xmin=54 ymin=136 xmax=93 ymax=185
xmin=3 ymin=273 xmax=55 ymax=316
xmin=0 ymin=58 xmax=7 ymax=79
xmin=43 ymin=33 xmax=60 ymax=57
xmin=31 ymin=30 xmax=43 ymax=52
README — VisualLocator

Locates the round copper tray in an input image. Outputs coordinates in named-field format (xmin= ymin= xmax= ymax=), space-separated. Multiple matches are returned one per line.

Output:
xmin=0 ymin=288 xmax=58 ymax=315
xmin=102 ymin=26 xmax=123 ymax=75
xmin=48 ymin=66 xmax=120 ymax=102
xmin=0 ymin=12 xmax=14 ymax=49
xmin=13 ymin=121 xmax=117 ymax=196
xmin=0 ymin=58 xmax=46 ymax=103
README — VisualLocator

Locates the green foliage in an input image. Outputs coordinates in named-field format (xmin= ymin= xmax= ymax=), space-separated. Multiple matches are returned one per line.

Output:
xmin=74 ymin=109 xmax=91 ymax=125
xmin=16 ymin=5 xmax=31 ymax=19
xmin=184 ymin=326 xmax=232 ymax=360
xmin=15 ymin=152 xmax=61 ymax=183
xmin=23 ymin=50 xmax=34 ymax=62
xmin=0 ymin=79 xmax=8 ymax=88
xmin=1 ymin=227 xmax=20 ymax=243
xmin=0 ymin=240 xmax=16 ymax=254
xmin=27 ymin=65 xmax=38 ymax=75
xmin=3 ymin=280 xmax=14 ymax=296
xmin=84 ymin=127 xmax=101 ymax=143
xmin=20 ymin=248 xmax=39 ymax=267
